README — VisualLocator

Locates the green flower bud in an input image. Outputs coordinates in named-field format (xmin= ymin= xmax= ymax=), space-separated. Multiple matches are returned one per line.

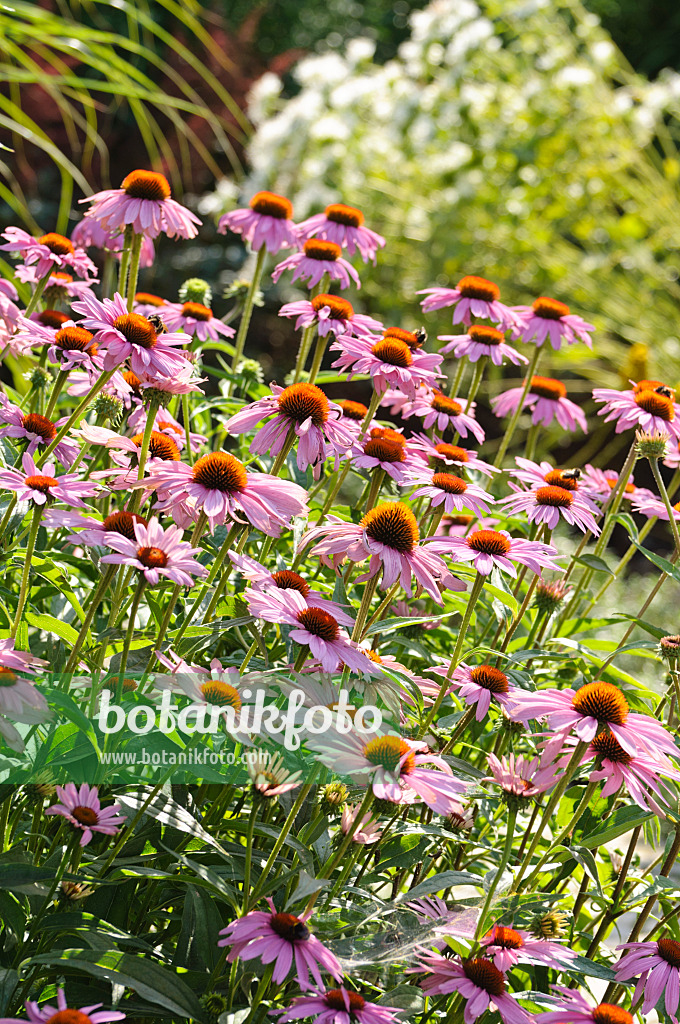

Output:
xmin=179 ymin=277 xmax=212 ymax=306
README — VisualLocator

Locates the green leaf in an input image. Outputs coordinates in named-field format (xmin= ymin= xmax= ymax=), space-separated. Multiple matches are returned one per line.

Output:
xmin=574 ymin=554 xmax=615 ymax=576
xmin=0 ymin=967 xmax=19 ymax=1016
xmin=567 ymin=955 xmax=616 ymax=981
xmin=0 ymin=863 xmax=53 ymax=894
xmin=28 ymin=949 xmax=207 ymax=1021
xmin=116 ymin=791 xmax=226 ymax=853
xmin=397 ymin=870 xmax=484 ymax=900
xmin=580 ymin=806 xmax=654 ymax=848
xmin=24 ymin=611 xmax=80 ymax=646
xmin=364 ymin=614 xmax=448 ymax=636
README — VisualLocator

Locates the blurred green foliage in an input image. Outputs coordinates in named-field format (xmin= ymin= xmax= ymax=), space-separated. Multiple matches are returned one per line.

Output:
xmin=584 ymin=0 xmax=680 ymax=77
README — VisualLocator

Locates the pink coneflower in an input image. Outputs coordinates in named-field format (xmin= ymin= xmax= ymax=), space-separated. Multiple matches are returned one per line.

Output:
xmin=81 ymin=169 xmax=200 ymax=239
xmin=341 ymin=804 xmax=383 ymax=844
xmin=613 ymin=938 xmax=680 ymax=1017
xmin=557 ymin=731 xmax=680 ymax=816
xmin=229 ymin=550 xmax=354 ymax=625
xmin=218 ymin=191 xmax=299 ymax=253
xmin=497 ymin=486 xmax=601 ymax=534
xmin=302 ymin=502 xmax=466 ymax=604
xmin=225 ymin=383 xmax=354 ymax=477
xmin=593 ymin=381 xmax=680 ymax=441
xmin=72 ymin=292 xmax=190 ymax=378
xmin=535 ymin=987 xmax=633 ymax=1024
xmin=510 ymin=460 xmax=599 ymax=509
xmin=15 ymin=266 xmax=97 ymax=301
xmin=579 ymin=465 xmax=649 ymax=505
xmin=159 ymin=300 xmax=235 ymax=343
xmin=128 ymin=404 xmax=206 ymax=453
xmin=0 ymin=227 xmax=96 ymax=280
xmin=144 ymin=451 xmax=309 ymax=534
xmin=351 ymin=433 xmax=419 ymax=484
xmin=0 ymin=639 xmax=47 ymax=676
xmin=78 ymin=423 xmax=182 ymax=467
xmin=217 ymin=897 xmax=342 ymax=989
xmin=418 ymin=276 xmax=518 ymax=329
xmin=45 ymin=783 xmax=126 ymax=846
xmin=434 ymin=528 xmax=560 ymax=578
xmin=439 ymin=325 xmax=528 ymax=367
xmin=0 ymin=452 xmax=98 ymax=507
xmin=481 ymin=924 xmax=577 ymax=972
xmin=428 ymin=663 xmax=520 ymax=721
xmin=3 ymin=987 xmax=126 ymax=1024
xmin=0 ymin=672 xmax=48 ymax=723
xmin=72 ymin=214 xmax=155 ymax=265
xmin=101 ymin=518 xmax=207 ymax=586
xmin=511 ymin=296 xmax=594 ymax=350
xmin=411 ymin=952 xmax=531 ymax=1024
xmin=331 ymin=334 xmax=443 ymax=400
xmin=405 ymin=391 xmax=486 ymax=441
xmin=297 ymin=202 xmax=386 ymax=263
xmin=279 ymin=293 xmax=383 ymax=338
xmin=274 ymin=989 xmax=400 ymax=1024
xmin=492 ymin=376 xmax=587 ymax=432
xmin=506 ymin=680 xmax=679 ymax=760
xmin=408 ymin=470 xmax=495 ymax=517
xmin=245 ymin=587 xmax=375 ymax=675
xmin=630 ymin=492 xmax=680 ymax=521
xmin=16 ymin=318 xmax=103 ymax=374
xmin=407 ymin=895 xmax=478 ymax=948
xmin=485 ymin=752 xmax=559 ymax=799
xmin=247 ymin=750 xmax=303 ymax=797
xmin=44 ymin=508 xmax=149 ymax=550
xmin=0 ymin=399 xmax=80 ymax=468
xmin=272 ymin=239 xmax=361 ymax=290
xmin=409 ymin=435 xmax=495 ymax=475
xmin=306 ymin=730 xmax=468 ymax=815
xmin=67 ymin=368 xmax=138 ymax=408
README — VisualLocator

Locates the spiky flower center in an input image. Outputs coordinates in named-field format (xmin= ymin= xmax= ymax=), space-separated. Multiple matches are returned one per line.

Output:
xmin=135 ymin=292 xmax=165 ymax=306
xmin=457 ymin=276 xmax=500 ymax=301
xmin=0 ymin=667 xmax=18 ymax=687
xmin=462 ymin=957 xmax=505 ymax=996
xmin=102 ymin=511 xmax=147 ymax=539
xmin=278 ymin=383 xmax=329 ymax=427
xmin=199 ymin=681 xmax=242 ymax=710
xmin=121 ymin=169 xmax=171 ymax=201
xmin=634 ymin=389 xmax=675 ymax=421
xmin=182 ymin=301 xmax=212 ymax=321
xmin=271 ymin=570 xmax=310 ymax=597
xmin=532 ymin=296 xmax=570 ymax=319
xmin=364 ymin=735 xmax=415 ymax=773
xmin=113 ymin=313 xmax=157 ymax=349
xmin=130 ymin=430 xmax=181 ymax=461
xmin=296 ymin=607 xmax=340 ymax=642
xmin=25 ymin=474 xmax=58 ymax=495
xmin=435 ymin=443 xmax=468 ymax=462
xmin=467 ymin=530 xmax=511 ymax=556
xmin=51 ymin=272 xmax=73 ymax=284
xmin=591 ymin=1005 xmax=633 ymax=1024
xmin=137 ymin=546 xmax=168 ymax=569
xmin=270 ymin=911 xmax=310 ymax=941
xmin=658 ymin=938 xmax=680 ymax=967
xmin=468 ymin=324 xmax=504 ymax=346
xmin=371 ymin=427 xmax=406 ymax=446
xmin=571 ymin=681 xmax=629 ymax=725
xmin=544 ymin=468 xmax=580 ymax=492
xmin=311 ymin=293 xmax=354 ymax=320
xmin=249 ymin=191 xmax=293 ymax=218
xmin=488 ymin=925 xmax=523 ymax=949
xmin=45 ymin=1010 xmax=94 ymax=1024
xmin=21 ymin=413 xmax=56 ymax=442
xmin=54 ymin=326 xmax=95 ymax=353
xmin=303 ymin=239 xmax=342 ymax=261
xmin=361 ymin=502 xmax=419 ymax=552
xmin=591 ymin=729 xmax=632 ymax=765
xmin=634 ymin=379 xmax=672 ymax=395
xmin=38 ymin=309 xmax=69 ymax=328
xmin=535 ymin=485 xmax=574 ymax=507
xmin=192 ymin=452 xmax=248 ymax=493
xmin=371 ymin=337 xmax=412 ymax=367
xmin=530 ymin=376 xmax=567 ymax=400
xmin=431 ymin=472 xmax=468 ymax=494
xmin=71 ymin=805 xmax=98 ymax=826
xmin=384 ymin=326 xmax=423 ymax=350
xmin=38 ymin=233 xmax=74 ymax=256
xmin=470 ymin=665 xmax=510 ymax=693
xmin=338 ymin=399 xmax=367 ymax=420
xmin=325 ymin=203 xmax=364 ymax=227
xmin=431 ymin=393 xmax=463 ymax=416
xmin=324 ymin=990 xmax=366 ymax=1013
xmin=363 ymin=438 xmax=405 ymax=463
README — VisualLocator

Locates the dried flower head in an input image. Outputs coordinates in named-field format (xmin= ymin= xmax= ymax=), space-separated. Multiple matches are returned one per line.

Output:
xmin=532 ymin=909 xmax=569 ymax=940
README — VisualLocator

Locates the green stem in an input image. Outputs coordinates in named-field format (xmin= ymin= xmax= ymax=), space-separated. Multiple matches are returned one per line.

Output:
xmin=44 ymin=369 xmax=69 ymax=420
xmin=181 ymin=393 xmax=194 ymax=466
xmin=117 ymin=576 xmax=146 ymax=686
xmin=524 ymin=778 xmax=600 ymax=887
xmin=363 ymin=469 xmax=385 ymax=513
xmin=65 ymin=564 xmax=117 ymax=675
xmin=126 ymin=232 xmax=144 ymax=311
xmin=129 ymin=400 xmax=161 ymax=514
xmin=231 ymin=245 xmax=267 ymax=373
xmin=10 ymin=504 xmax=42 ymax=639
xmin=464 ymin=356 xmax=487 ymax=412
xmin=351 ymin=574 xmax=379 ymax=641
xmin=0 ymin=495 xmax=18 ymax=540
xmin=117 ymin=225 xmax=134 ymax=297
xmin=650 ymin=457 xmax=680 ymax=553
xmin=493 ymin=346 xmax=541 ymax=468
xmin=307 ymin=331 xmax=328 ymax=384
xmin=36 ymin=368 xmax=116 ymax=465
xmin=475 ymin=804 xmax=517 ymax=937
xmin=271 ymin=425 xmax=297 ymax=476
xmin=447 ymin=357 xmax=467 ymax=399
xmin=242 ymin=801 xmax=258 ymax=913
xmin=23 ymin=268 xmax=54 ymax=320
